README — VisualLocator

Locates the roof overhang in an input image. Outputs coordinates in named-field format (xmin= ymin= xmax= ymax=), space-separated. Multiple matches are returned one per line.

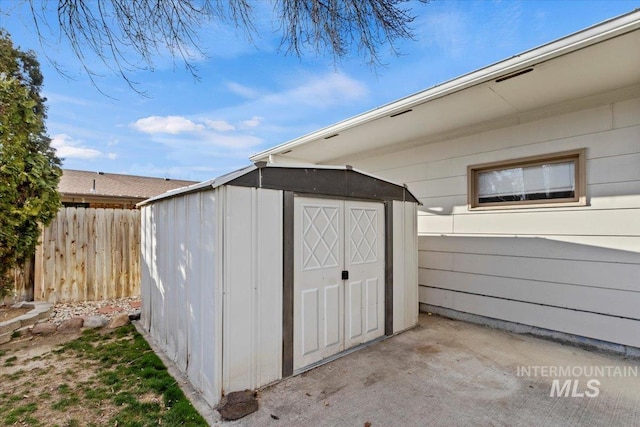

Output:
xmin=250 ymin=10 xmax=640 ymax=165
xmin=60 ymin=193 xmax=146 ymax=203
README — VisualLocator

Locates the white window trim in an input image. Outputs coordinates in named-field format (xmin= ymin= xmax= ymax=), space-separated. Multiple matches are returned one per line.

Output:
xmin=467 ymin=148 xmax=587 ymax=210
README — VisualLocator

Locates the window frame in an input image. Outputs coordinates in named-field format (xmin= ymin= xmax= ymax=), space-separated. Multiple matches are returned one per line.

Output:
xmin=467 ymin=148 xmax=587 ymax=210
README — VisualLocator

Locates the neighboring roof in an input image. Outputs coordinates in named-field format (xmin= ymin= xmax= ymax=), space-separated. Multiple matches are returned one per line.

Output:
xmin=250 ymin=10 xmax=640 ymax=164
xmin=59 ymin=169 xmax=198 ymax=199
xmin=139 ymin=163 xmax=420 ymax=206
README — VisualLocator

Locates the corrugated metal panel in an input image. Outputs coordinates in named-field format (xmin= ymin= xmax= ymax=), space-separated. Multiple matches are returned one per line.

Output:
xmin=140 ymin=206 xmax=151 ymax=331
xmin=185 ymin=192 xmax=202 ymax=392
xmin=222 ymin=186 xmax=283 ymax=393
xmin=201 ymin=189 xmax=222 ymax=406
xmin=255 ymin=189 xmax=285 ymax=387
xmin=392 ymin=201 xmax=419 ymax=334
xmin=404 ymin=202 xmax=419 ymax=329
xmin=141 ymin=188 xmax=222 ymax=407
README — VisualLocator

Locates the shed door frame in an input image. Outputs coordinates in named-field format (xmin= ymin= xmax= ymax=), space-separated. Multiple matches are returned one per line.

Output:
xmin=282 ymin=191 xmax=393 ymax=378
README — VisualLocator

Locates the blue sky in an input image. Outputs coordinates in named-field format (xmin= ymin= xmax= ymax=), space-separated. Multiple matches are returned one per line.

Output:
xmin=2 ymin=0 xmax=639 ymax=181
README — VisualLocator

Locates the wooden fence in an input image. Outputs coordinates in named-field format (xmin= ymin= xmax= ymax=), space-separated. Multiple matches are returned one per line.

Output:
xmin=4 ymin=260 xmax=34 ymax=306
xmin=32 ymin=207 xmax=141 ymax=303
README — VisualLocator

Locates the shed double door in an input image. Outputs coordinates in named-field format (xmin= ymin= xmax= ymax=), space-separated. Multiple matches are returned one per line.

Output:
xmin=293 ymin=197 xmax=385 ymax=371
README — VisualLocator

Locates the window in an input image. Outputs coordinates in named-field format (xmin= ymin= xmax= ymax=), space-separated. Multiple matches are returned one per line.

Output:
xmin=467 ymin=149 xmax=586 ymax=209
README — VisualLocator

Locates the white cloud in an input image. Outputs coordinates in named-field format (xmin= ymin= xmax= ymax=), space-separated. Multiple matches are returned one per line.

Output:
xmin=107 ymin=153 xmax=118 ymax=160
xmin=132 ymin=115 xmax=204 ymax=134
xmin=274 ymin=73 xmax=368 ymax=108
xmin=201 ymin=133 xmax=262 ymax=149
xmin=423 ymin=10 xmax=468 ymax=58
xmin=226 ymin=82 xmax=261 ymax=99
xmin=204 ymin=119 xmax=235 ymax=132
xmin=51 ymin=134 xmax=102 ymax=159
xmin=132 ymin=113 xmax=265 ymax=149
xmin=241 ymin=116 xmax=263 ymax=128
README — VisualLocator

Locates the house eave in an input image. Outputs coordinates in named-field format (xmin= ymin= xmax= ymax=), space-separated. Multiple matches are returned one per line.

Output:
xmin=249 ymin=9 xmax=640 ymax=164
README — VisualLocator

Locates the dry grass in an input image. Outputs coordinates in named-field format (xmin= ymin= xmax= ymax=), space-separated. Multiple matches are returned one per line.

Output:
xmin=0 ymin=325 xmax=207 ymax=426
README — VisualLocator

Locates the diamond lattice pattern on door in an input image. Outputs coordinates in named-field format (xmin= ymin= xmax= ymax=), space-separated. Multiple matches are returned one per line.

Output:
xmin=349 ymin=208 xmax=378 ymax=264
xmin=302 ymin=206 xmax=339 ymax=270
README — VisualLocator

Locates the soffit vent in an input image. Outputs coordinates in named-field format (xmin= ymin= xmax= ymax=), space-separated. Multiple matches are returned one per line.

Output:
xmin=495 ymin=67 xmax=534 ymax=83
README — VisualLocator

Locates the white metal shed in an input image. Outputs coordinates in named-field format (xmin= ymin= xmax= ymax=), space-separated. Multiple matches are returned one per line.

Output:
xmin=139 ymin=163 xmax=419 ymax=407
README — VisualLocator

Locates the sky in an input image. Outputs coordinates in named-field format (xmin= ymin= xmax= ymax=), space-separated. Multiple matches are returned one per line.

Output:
xmin=1 ymin=0 xmax=639 ymax=182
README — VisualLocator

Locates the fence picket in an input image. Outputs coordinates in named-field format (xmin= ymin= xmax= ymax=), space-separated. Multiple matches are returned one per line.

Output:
xmin=9 ymin=207 xmax=143 ymax=303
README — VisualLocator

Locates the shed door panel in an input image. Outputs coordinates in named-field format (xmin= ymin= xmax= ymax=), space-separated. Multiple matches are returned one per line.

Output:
xmin=344 ymin=201 xmax=385 ymax=348
xmin=294 ymin=197 xmax=385 ymax=371
xmin=294 ymin=198 xmax=345 ymax=370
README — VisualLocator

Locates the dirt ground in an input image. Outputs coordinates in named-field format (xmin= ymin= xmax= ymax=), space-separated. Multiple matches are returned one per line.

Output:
xmin=1 ymin=323 xmax=206 ymax=427
xmin=0 ymin=330 xmax=118 ymax=426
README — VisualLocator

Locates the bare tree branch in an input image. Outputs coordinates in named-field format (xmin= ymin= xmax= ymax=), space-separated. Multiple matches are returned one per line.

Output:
xmin=18 ymin=0 xmax=426 ymax=95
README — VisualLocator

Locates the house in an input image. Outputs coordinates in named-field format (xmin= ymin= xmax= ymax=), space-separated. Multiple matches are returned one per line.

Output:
xmin=139 ymin=164 xmax=420 ymax=406
xmin=250 ymin=11 xmax=640 ymax=352
xmin=59 ymin=169 xmax=197 ymax=209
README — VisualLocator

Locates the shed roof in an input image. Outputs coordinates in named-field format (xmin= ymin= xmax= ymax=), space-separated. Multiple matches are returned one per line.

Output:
xmin=59 ymin=169 xmax=198 ymax=200
xmin=139 ymin=163 xmax=420 ymax=206
xmin=250 ymin=10 xmax=640 ymax=164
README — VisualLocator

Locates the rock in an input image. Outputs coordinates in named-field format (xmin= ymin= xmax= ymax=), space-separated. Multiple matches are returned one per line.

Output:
xmin=108 ymin=313 xmax=130 ymax=329
xmin=57 ymin=317 xmax=84 ymax=333
xmin=84 ymin=315 xmax=108 ymax=329
xmin=97 ymin=306 xmax=122 ymax=315
xmin=129 ymin=301 xmax=142 ymax=309
xmin=32 ymin=322 xmax=57 ymax=335
xmin=128 ymin=310 xmax=141 ymax=321
xmin=11 ymin=302 xmax=34 ymax=309
xmin=217 ymin=390 xmax=259 ymax=421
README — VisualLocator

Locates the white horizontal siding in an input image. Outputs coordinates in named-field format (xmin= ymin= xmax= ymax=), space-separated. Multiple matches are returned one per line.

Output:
xmin=418 ymin=234 xmax=640 ymax=263
xmin=421 ymin=287 xmax=640 ymax=348
xmin=352 ymin=103 xmax=627 ymax=174
xmin=419 ymin=268 xmax=639 ymax=318
xmin=381 ymin=124 xmax=640 ymax=185
xmin=613 ymin=97 xmax=640 ymax=128
xmin=452 ymin=208 xmax=640 ymax=236
xmin=332 ymin=94 xmax=640 ymax=348
xmin=419 ymin=250 xmax=639 ymax=292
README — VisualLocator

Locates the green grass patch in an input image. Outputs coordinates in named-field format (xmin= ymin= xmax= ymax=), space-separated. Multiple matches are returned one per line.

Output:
xmin=0 ymin=325 xmax=206 ymax=426
xmin=4 ymin=402 xmax=38 ymax=425
xmin=3 ymin=355 xmax=17 ymax=366
xmin=52 ymin=325 xmax=207 ymax=426
xmin=51 ymin=395 xmax=80 ymax=411
xmin=5 ymin=369 xmax=25 ymax=380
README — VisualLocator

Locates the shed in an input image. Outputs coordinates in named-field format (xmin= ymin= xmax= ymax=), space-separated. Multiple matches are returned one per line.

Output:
xmin=139 ymin=163 xmax=420 ymax=407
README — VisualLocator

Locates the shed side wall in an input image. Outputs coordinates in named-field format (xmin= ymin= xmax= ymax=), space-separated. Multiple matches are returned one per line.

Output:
xmin=328 ymin=94 xmax=640 ymax=348
xmin=140 ymin=189 xmax=222 ymax=407
xmin=392 ymin=201 xmax=419 ymax=333
xmin=222 ymin=186 xmax=283 ymax=393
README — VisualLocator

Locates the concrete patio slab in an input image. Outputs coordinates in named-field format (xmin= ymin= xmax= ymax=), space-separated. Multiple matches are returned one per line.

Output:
xmin=231 ymin=313 xmax=640 ymax=426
